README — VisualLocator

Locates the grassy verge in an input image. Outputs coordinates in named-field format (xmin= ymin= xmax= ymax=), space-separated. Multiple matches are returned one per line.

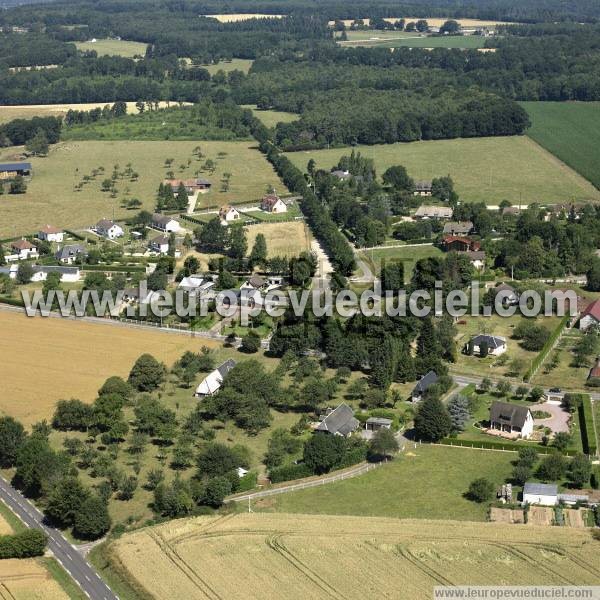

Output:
xmin=41 ymin=557 xmax=88 ymax=600
xmin=0 ymin=497 xmax=26 ymax=532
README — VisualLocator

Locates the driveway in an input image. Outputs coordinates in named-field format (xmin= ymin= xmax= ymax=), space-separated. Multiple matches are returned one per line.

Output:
xmin=533 ymin=401 xmax=570 ymax=433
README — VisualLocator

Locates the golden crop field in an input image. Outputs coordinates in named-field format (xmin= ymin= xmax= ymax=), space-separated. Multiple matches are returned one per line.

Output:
xmin=0 ymin=559 xmax=69 ymax=600
xmin=0 ymin=101 xmax=183 ymax=124
xmin=0 ymin=310 xmax=220 ymax=424
xmin=247 ymin=221 xmax=311 ymax=258
xmin=110 ymin=513 xmax=600 ymax=600
xmin=0 ymin=140 xmax=285 ymax=237
xmin=205 ymin=13 xmax=285 ymax=22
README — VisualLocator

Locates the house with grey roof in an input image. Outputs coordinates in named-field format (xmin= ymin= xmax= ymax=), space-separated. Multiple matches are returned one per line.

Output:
xmin=467 ymin=334 xmax=507 ymax=357
xmin=489 ymin=401 xmax=533 ymax=439
xmin=443 ymin=221 xmax=474 ymax=236
xmin=522 ymin=482 xmax=558 ymax=506
xmin=411 ymin=370 xmax=438 ymax=402
xmin=413 ymin=180 xmax=433 ymax=196
xmin=30 ymin=265 xmax=80 ymax=283
xmin=316 ymin=403 xmax=359 ymax=437
xmin=55 ymin=244 xmax=87 ymax=265
xmin=152 ymin=213 xmax=180 ymax=233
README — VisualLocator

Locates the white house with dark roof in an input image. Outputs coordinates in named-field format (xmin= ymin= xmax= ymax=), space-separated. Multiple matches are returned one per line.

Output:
xmin=443 ymin=221 xmax=473 ymax=236
xmin=489 ymin=401 xmax=533 ymax=439
xmin=413 ymin=180 xmax=433 ymax=196
xmin=468 ymin=334 xmax=507 ymax=357
xmin=55 ymin=244 xmax=87 ymax=264
xmin=30 ymin=265 xmax=80 ymax=283
xmin=9 ymin=239 xmax=38 ymax=260
xmin=38 ymin=225 xmax=64 ymax=243
xmin=411 ymin=370 xmax=438 ymax=402
xmin=414 ymin=205 xmax=453 ymax=219
xmin=261 ymin=194 xmax=287 ymax=214
xmin=219 ymin=205 xmax=240 ymax=223
xmin=96 ymin=219 xmax=124 ymax=239
xmin=194 ymin=359 xmax=237 ymax=397
xmin=522 ymin=482 xmax=558 ymax=506
xmin=316 ymin=403 xmax=359 ymax=437
xmin=152 ymin=213 xmax=180 ymax=233
xmin=149 ymin=234 xmax=170 ymax=254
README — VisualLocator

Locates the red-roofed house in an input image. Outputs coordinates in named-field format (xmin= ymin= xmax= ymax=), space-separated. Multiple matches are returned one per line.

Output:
xmin=261 ymin=194 xmax=287 ymax=214
xmin=442 ymin=236 xmax=481 ymax=253
xmin=588 ymin=358 xmax=600 ymax=380
xmin=38 ymin=225 xmax=64 ymax=243
xmin=10 ymin=239 xmax=38 ymax=260
xmin=163 ymin=178 xmax=211 ymax=194
xmin=580 ymin=299 xmax=600 ymax=331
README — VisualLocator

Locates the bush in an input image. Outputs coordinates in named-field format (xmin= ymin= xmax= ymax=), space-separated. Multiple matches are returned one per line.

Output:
xmin=578 ymin=395 xmax=597 ymax=455
xmin=269 ymin=463 xmax=312 ymax=483
xmin=467 ymin=478 xmax=495 ymax=503
xmin=0 ymin=529 xmax=47 ymax=558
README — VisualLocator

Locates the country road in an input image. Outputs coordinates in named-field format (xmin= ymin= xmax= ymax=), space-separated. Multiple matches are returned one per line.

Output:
xmin=0 ymin=477 xmax=118 ymax=600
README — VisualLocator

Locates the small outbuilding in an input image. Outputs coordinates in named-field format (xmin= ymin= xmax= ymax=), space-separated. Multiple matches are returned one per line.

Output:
xmin=522 ymin=482 xmax=558 ymax=506
xmin=194 ymin=359 xmax=237 ymax=397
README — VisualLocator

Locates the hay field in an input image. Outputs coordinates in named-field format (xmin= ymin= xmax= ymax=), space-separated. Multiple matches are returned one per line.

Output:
xmin=110 ymin=512 xmax=600 ymax=600
xmin=246 ymin=221 xmax=311 ymax=258
xmin=74 ymin=39 xmax=148 ymax=58
xmin=338 ymin=31 xmax=486 ymax=49
xmin=240 ymin=105 xmax=298 ymax=128
xmin=203 ymin=59 xmax=253 ymax=75
xmin=0 ymin=309 xmax=220 ymax=424
xmin=0 ymin=559 xmax=69 ymax=600
xmin=521 ymin=101 xmax=600 ymax=189
xmin=0 ymin=140 xmax=285 ymax=236
xmin=0 ymin=101 xmax=180 ymax=124
xmin=284 ymin=136 xmax=600 ymax=205
xmin=205 ymin=13 xmax=284 ymax=22
xmin=0 ymin=509 xmax=13 ymax=535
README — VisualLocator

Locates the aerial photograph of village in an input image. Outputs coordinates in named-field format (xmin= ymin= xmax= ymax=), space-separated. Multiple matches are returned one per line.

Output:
xmin=0 ymin=0 xmax=600 ymax=598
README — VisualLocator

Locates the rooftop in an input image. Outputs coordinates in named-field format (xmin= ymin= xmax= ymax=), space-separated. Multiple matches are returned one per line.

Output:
xmin=523 ymin=482 xmax=558 ymax=496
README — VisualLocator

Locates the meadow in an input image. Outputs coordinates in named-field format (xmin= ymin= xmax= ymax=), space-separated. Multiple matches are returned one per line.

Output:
xmin=359 ymin=244 xmax=442 ymax=279
xmin=284 ymin=136 xmax=600 ymax=205
xmin=74 ymin=39 xmax=148 ymax=58
xmin=262 ymin=445 xmax=513 ymax=521
xmin=246 ymin=221 xmax=311 ymax=258
xmin=521 ymin=101 xmax=600 ymax=190
xmin=0 ymin=140 xmax=285 ymax=236
xmin=338 ymin=31 xmax=487 ymax=49
xmin=202 ymin=58 xmax=254 ymax=74
xmin=240 ymin=105 xmax=299 ymax=128
xmin=107 ymin=511 xmax=600 ymax=600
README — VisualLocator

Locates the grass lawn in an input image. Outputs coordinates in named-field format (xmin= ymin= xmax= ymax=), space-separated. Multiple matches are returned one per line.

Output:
xmin=203 ymin=58 xmax=253 ymax=74
xmin=453 ymin=314 xmax=559 ymax=380
xmin=359 ymin=244 xmax=442 ymax=279
xmin=204 ymin=14 xmax=284 ymax=22
xmin=284 ymin=136 xmax=600 ymax=205
xmin=0 ymin=140 xmax=285 ymax=236
xmin=241 ymin=105 xmax=299 ymax=128
xmin=246 ymin=221 xmax=311 ymax=258
xmin=261 ymin=445 xmax=514 ymax=521
xmin=74 ymin=39 xmax=148 ymax=58
xmin=521 ymin=101 xmax=600 ymax=190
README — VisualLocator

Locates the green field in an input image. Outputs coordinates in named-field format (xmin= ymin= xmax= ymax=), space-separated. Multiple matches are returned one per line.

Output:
xmin=359 ymin=244 xmax=442 ymax=278
xmin=338 ymin=31 xmax=487 ymax=49
xmin=285 ymin=136 xmax=600 ymax=204
xmin=0 ymin=140 xmax=285 ymax=236
xmin=203 ymin=58 xmax=254 ymax=74
xmin=261 ymin=445 xmax=514 ymax=521
xmin=241 ymin=105 xmax=299 ymax=128
xmin=521 ymin=101 xmax=600 ymax=190
xmin=74 ymin=39 xmax=148 ymax=58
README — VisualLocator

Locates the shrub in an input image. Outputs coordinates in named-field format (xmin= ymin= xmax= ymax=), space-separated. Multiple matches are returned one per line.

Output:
xmin=269 ymin=463 xmax=312 ymax=483
xmin=467 ymin=478 xmax=495 ymax=503
xmin=0 ymin=529 xmax=47 ymax=558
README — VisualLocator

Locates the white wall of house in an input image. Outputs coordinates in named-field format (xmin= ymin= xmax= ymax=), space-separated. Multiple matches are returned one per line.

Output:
xmin=473 ymin=342 xmax=507 ymax=357
xmin=523 ymin=492 xmax=557 ymax=506
xmin=580 ymin=314 xmax=599 ymax=331
xmin=521 ymin=413 xmax=534 ymax=439
xmin=39 ymin=231 xmax=64 ymax=243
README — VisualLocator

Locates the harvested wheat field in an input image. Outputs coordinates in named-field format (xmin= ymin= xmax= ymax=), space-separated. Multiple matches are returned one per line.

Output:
xmin=246 ymin=221 xmax=311 ymax=258
xmin=0 ymin=310 xmax=219 ymax=424
xmin=110 ymin=513 xmax=600 ymax=599
xmin=206 ymin=13 xmax=285 ymax=22
xmin=0 ymin=559 xmax=68 ymax=600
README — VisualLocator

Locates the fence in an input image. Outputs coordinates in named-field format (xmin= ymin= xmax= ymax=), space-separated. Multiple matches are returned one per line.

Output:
xmin=436 ymin=437 xmax=579 ymax=456
xmin=229 ymin=462 xmax=383 ymax=502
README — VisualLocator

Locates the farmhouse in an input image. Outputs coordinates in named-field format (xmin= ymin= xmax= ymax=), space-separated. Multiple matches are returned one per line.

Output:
xmin=10 ymin=239 xmax=38 ymax=260
xmin=0 ymin=162 xmax=32 ymax=180
xmin=194 ymin=359 xmax=237 ymax=397
xmin=261 ymin=194 xmax=287 ymax=214
xmin=443 ymin=221 xmax=473 ymax=236
xmin=96 ymin=219 xmax=124 ymax=239
xmin=522 ymin=482 xmax=558 ymax=506
xmin=316 ymin=403 xmax=359 ymax=437
xmin=149 ymin=235 xmax=170 ymax=254
xmin=219 ymin=205 xmax=240 ymax=223
xmin=241 ymin=274 xmax=266 ymax=291
xmin=38 ymin=225 xmax=64 ymax=243
xmin=464 ymin=250 xmax=486 ymax=270
xmin=152 ymin=213 xmax=180 ymax=233
xmin=411 ymin=370 xmax=438 ymax=402
xmin=413 ymin=180 xmax=433 ymax=196
xmin=467 ymin=334 xmax=507 ymax=356
xmin=55 ymin=244 xmax=87 ymax=264
xmin=414 ymin=206 xmax=453 ymax=220
xmin=579 ymin=299 xmax=600 ymax=331
xmin=489 ymin=401 xmax=533 ymax=439
xmin=163 ymin=178 xmax=212 ymax=194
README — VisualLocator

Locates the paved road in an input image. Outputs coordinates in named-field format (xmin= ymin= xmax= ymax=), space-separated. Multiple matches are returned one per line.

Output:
xmin=451 ymin=372 xmax=600 ymax=401
xmin=0 ymin=476 xmax=118 ymax=600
